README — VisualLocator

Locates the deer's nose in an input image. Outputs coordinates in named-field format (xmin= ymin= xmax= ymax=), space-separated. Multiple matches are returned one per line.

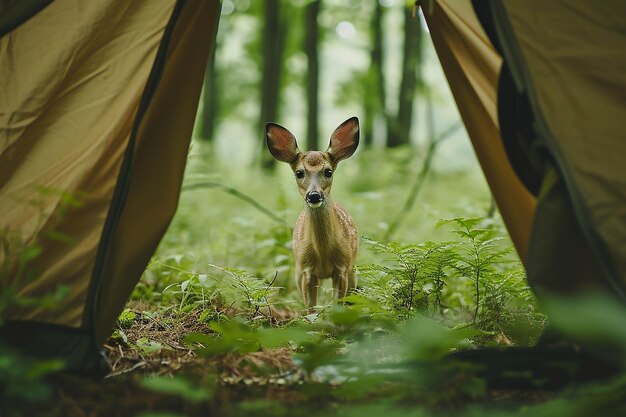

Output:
xmin=305 ymin=191 xmax=324 ymax=204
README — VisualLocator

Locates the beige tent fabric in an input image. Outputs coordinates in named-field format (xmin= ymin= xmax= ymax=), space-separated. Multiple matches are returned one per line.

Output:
xmin=421 ymin=0 xmax=536 ymax=263
xmin=94 ymin=0 xmax=221 ymax=344
xmin=501 ymin=0 xmax=626 ymax=286
xmin=0 ymin=1 xmax=176 ymax=327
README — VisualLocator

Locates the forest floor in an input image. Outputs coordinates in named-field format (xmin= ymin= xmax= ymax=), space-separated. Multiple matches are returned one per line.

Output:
xmin=8 ymin=154 xmax=626 ymax=417
xmin=22 ymin=297 xmax=626 ymax=417
xmin=28 ymin=306 xmax=560 ymax=417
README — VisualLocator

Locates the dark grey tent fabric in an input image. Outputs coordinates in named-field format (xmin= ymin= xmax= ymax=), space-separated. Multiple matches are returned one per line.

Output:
xmin=475 ymin=0 xmax=626 ymax=300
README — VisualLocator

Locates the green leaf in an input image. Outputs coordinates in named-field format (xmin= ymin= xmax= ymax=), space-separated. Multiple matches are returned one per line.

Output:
xmin=136 ymin=338 xmax=163 ymax=355
xmin=295 ymin=339 xmax=343 ymax=374
xmin=43 ymin=230 xmax=74 ymax=244
xmin=544 ymin=294 xmax=626 ymax=364
xmin=140 ymin=375 xmax=211 ymax=403
xmin=19 ymin=245 xmax=42 ymax=264
xmin=257 ymin=326 xmax=315 ymax=348
xmin=118 ymin=308 xmax=137 ymax=328
xmin=182 ymin=332 xmax=215 ymax=347
xmin=398 ymin=317 xmax=478 ymax=361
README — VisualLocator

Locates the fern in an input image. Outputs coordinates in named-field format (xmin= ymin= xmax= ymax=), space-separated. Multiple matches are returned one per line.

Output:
xmin=207 ymin=264 xmax=281 ymax=318
xmin=152 ymin=259 xmax=281 ymax=320
xmin=357 ymin=217 xmax=540 ymax=338
xmin=358 ymin=237 xmax=457 ymax=319
xmin=440 ymin=218 xmax=513 ymax=324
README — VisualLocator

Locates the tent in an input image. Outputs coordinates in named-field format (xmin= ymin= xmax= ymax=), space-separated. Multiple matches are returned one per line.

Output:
xmin=0 ymin=0 xmax=221 ymax=373
xmin=423 ymin=0 xmax=626 ymax=373
xmin=1 ymin=0 xmax=624 ymax=374
xmin=422 ymin=0 xmax=626 ymax=302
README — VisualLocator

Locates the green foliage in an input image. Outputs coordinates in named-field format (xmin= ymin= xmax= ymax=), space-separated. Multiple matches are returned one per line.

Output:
xmin=357 ymin=238 xmax=455 ymax=319
xmin=117 ymin=308 xmax=138 ymax=328
xmin=148 ymin=260 xmax=284 ymax=319
xmin=135 ymin=338 xmax=165 ymax=355
xmin=542 ymin=294 xmax=626 ymax=367
xmin=183 ymin=317 xmax=315 ymax=355
xmin=356 ymin=218 xmax=542 ymax=344
xmin=124 ymin=149 xmax=621 ymax=416
xmin=0 ymin=191 xmax=77 ymax=414
xmin=141 ymin=375 xmax=213 ymax=404
xmin=441 ymin=218 xmax=512 ymax=324
xmin=0 ymin=345 xmax=64 ymax=416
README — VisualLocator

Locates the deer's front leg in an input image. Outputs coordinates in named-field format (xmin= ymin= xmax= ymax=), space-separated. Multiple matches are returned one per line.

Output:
xmin=332 ymin=268 xmax=350 ymax=301
xmin=347 ymin=269 xmax=357 ymax=294
xmin=301 ymin=269 xmax=319 ymax=308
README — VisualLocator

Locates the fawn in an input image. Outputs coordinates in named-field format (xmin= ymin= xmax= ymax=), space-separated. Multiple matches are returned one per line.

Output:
xmin=266 ymin=117 xmax=360 ymax=308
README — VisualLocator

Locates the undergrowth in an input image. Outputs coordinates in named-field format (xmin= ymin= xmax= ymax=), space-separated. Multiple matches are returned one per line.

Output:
xmin=97 ymin=215 xmax=561 ymax=417
xmin=4 ymin=155 xmax=623 ymax=417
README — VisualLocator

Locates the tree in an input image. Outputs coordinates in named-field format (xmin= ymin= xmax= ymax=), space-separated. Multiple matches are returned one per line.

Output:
xmin=200 ymin=39 xmax=219 ymax=141
xmin=259 ymin=0 xmax=288 ymax=169
xmin=304 ymin=0 xmax=322 ymax=151
xmin=387 ymin=6 xmax=423 ymax=148
xmin=362 ymin=1 xmax=386 ymax=147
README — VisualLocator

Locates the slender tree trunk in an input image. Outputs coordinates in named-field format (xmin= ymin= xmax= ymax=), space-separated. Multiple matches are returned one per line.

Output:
xmin=200 ymin=41 xmax=219 ymax=141
xmin=305 ymin=0 xmax=321 ymax=151
xmin=260 ymin=0 xmax=287 ymax=169
xmin=397 ymin=7 xmax=423 ymax=144
xmin=363 ymin=2 xmax=386 ymax=147
xmin=387 ymin=7 xmax=423 ymax=148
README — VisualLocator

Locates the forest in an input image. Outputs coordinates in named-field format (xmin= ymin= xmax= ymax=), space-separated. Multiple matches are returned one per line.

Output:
xmin=2 ymin=1 xmax=625 ymax=416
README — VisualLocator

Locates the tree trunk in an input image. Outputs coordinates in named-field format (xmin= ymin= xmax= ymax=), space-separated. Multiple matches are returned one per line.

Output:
xmin=387 ymin=7 xmax=423 ymax=148
xmin=200 ymin=41 xmax=218 ymax=141
xmin=305 ymin=0 xmax=321 ymax=151
xmin=260 ymin=0 xmax=287 ymax=169
xmin=363 ymin=1 xmax=386 ymax=147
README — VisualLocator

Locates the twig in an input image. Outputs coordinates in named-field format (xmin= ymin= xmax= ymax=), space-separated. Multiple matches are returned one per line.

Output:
xmin=384 ymin=120 xmax=462 ymax=241
xmin=265 ymin=271 xmax=279 ymax=323
xmin=485 ymin=195 xmax=497 ymax=219
xmin=183 ymin=181 xmax=289 ymax=226
xmin=105 ymin=360 xmax=148 ymax=378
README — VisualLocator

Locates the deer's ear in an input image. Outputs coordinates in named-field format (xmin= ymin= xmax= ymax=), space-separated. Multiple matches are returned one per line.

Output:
xmin=327 ymin=117 xmax=359 ymax=162
xmin=266 ymin=123 xmax=301 ymax=163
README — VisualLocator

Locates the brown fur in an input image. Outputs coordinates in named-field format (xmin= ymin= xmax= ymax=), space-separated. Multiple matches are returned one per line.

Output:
xmin=293 ymin=199 xmax=358 ymax=307
xmin=266 ymin=117 xmax=360 ymax=308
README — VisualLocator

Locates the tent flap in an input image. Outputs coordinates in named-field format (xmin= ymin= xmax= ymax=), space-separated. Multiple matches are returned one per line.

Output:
xmin=486 ymin=0 xmax=626 ymax=296
xmin=0 ymin=0 xmax=221 ymax=370
xmin=421 ymin=0 xmax=536 ymax=263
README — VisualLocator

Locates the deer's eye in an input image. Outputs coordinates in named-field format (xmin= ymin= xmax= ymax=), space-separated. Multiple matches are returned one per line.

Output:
xmin=295 ymin=170 xmax=305 ymax=179
xmin=324 ymin=168 xmax=333 ymax=178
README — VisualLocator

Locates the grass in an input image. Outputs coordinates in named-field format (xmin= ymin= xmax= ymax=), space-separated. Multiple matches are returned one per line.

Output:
xmin=5 ymin=140 xmax=626 ymax=417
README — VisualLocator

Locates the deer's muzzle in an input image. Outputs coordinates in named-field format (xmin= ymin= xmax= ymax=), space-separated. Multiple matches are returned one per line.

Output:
xmin=305 ymin=191 xmax=324 ymax=207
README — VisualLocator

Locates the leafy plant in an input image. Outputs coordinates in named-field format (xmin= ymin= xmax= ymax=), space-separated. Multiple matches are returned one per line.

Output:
xmin=357 ymin=238 xmax=456 ymax=319
xmin=0 ymin=191 xmax=79 ymax=415
xmin=141 ymin=375 xmax=213 ymax=404
xmin=207 ymin=264 xmax=282 ymax=317
xmin=440 ymin=218 xmax=513 ymax=324
xmin=355 ymin=218 xmax=542 ymax=346
xmin=0 ymin=345 xmax=64 ymax=416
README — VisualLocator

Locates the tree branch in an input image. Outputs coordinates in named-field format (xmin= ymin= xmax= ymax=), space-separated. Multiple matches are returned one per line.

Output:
xmin=183 ymin=182 xmax=289 ymax=227
xmin=383 ymin=121 xmax=462 ymax=241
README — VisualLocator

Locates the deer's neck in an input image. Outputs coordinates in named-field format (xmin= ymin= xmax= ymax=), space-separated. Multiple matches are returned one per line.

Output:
xmin=304 ymin=199 xmax=338 ymax=251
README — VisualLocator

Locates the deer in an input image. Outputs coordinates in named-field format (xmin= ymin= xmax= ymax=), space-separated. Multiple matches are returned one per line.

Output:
xmin=266 ymin=117 xmax=360 ymax=309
